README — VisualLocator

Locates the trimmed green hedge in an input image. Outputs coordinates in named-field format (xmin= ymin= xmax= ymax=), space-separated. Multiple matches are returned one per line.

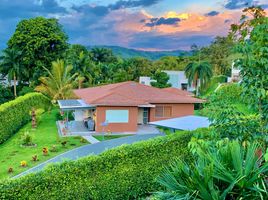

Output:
xmin=0 ymin=132 xmax=194 ymax=199
xmin=0 ymin=92 xmax=50 ymax=144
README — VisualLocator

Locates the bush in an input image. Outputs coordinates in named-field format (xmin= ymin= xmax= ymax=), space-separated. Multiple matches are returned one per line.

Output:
xmin=156 ymin=140 xmax=268 ymax=200
xmin=0 ymin=92 xmax=50 ymax=144
xmin=0 ymin=132 xmax=193 ymax=199
xmin=0 ymin=85 xmax=13 ymax=104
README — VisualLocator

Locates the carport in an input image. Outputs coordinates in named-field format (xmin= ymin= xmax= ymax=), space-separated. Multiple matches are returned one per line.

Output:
xmin=149 ymin=115 xmax=210 ymax=131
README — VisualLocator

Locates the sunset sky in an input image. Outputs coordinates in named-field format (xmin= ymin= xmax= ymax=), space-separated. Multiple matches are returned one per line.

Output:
xmin=0 ymin=0 xmax=267 ymax=50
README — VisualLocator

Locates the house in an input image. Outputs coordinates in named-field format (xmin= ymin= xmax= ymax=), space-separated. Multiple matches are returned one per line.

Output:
xmin=227 ymin=62 xmax=241 ymax=83
xmin=58 ymin=81 xmax=203 ymax=133
xmin=139 ymin=70 xmax=195 ymax=92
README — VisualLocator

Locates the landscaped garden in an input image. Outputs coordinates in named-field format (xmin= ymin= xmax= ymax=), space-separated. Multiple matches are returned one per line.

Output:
xmin=0 ymin=108 xmax=88 ymax=180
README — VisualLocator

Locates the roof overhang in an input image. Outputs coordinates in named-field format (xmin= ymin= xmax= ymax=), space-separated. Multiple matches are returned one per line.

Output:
xmin=58 ymin=99 xmax=95 ymax=111
xmin=138 ymin=104 xmax=156 ymax=108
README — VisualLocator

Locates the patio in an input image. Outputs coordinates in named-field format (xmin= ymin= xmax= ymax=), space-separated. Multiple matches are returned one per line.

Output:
xmin=56 ymin=120 xmax=160 ymax=137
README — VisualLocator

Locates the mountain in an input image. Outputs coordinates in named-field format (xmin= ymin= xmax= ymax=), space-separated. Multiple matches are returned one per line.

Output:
xmin=87 ymin=45 xmax=189 ymax=60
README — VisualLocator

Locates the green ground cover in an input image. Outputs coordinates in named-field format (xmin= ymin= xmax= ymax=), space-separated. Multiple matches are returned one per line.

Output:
xmin=0 ymin=109 xmax=88 ymax=180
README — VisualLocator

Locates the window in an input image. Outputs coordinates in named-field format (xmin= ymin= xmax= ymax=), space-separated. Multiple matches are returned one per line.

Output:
xmin=106 ymin=110 xmax=129 ymax=123
xmin=155 ymin=106 xmax=172 ymax=118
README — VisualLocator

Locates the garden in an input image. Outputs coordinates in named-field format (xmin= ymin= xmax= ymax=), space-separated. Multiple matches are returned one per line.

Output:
xmin=0 ymin=108 xmax=88 ymax=180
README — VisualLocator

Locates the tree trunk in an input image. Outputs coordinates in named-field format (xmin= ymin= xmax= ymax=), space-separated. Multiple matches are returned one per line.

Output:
xmin=13 ymin=74 xmax=17 ymax=98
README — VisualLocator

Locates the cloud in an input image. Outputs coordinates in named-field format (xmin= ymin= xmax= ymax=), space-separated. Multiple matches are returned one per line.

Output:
xmin=205 ymin=11 xmax=220 ymax=16
xmin=144 ymin=17 xmax=181 ymax=27
xmin=109 ymin=0 xmax=162 ymax=10
xmin=128 ymin=32 xmax=214 ymax=50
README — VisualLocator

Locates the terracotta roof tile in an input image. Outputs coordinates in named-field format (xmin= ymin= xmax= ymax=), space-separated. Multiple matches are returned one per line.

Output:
xmin=73 ymin=81 xmax=204 ymax=106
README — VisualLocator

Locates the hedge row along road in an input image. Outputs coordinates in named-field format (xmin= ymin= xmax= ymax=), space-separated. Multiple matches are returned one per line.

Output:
xmin=0 ymin=131 xmax=196 ymax=199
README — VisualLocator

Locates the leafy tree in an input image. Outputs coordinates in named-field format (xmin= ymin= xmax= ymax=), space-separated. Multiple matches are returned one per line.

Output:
xmin=0 ymin=85 xmax=13 ymax=104
xmin=7 ymin=17 xmax=68 ymax=83
xmin=157 ymin=140 xmax=268 ymax=200
xmin=154 ymin=56 xmax=186 ymax=71
xmin=230 ymin=6 xmax=268 ymax=131
xmin=90 ymin=47 xmax=118 ymax=64
xmin=185 ymin=61 xmax=213 ymax=96
xmin=151 ymin=70 xmax=171 ymax=88
xmin=35 ymin=59 xmax=77 ymax=101
xmin=0 ymin=48 xmax=28 ymax=97
xmin=201 ymin=36 xmax=235 ymax=76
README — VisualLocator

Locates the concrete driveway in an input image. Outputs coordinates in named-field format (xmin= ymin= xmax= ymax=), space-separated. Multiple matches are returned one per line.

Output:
xmin=14 ymin=133 xmax=164 ymax=178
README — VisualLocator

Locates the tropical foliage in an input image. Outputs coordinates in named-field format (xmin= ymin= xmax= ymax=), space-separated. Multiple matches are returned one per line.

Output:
xmin=35 ymin=60 xmax=77 ymax=100
xmin=185 ymin=60 xmax=213 ymax=95
xmin=0 ymin=48 xmax=27 ymax=97
xmin=156 ymin=140 xmax=268 ymax=200
xmin=230 ymin=6 xmax=268 ymax=131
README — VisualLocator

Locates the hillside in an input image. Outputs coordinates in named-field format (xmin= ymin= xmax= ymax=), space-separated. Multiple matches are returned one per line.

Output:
xmin=88 ymin=45 xmax=189 ymax=60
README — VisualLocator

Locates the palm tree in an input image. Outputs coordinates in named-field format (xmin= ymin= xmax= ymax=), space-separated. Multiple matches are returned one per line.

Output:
xmin=185 ymin=61 xmax=212 ymax=96
xmin=0 ymin=48 xmax=26 ymax=97
xmin=35 ymin=59 xmax=77 ymax=101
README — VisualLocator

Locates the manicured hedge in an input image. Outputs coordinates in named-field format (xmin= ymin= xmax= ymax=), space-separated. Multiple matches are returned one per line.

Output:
xmin=0 ymin=132 xmax=194 ymax=199
xmin=0 ymin=92 xmax=50 ymax=144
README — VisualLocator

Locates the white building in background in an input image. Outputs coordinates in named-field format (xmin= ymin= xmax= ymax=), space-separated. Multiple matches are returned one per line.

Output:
xmin=139 ymin=70 xmax=195 ymax=92
xmin=162 ymin=70 xmax=195 ymax=91
xmin=228 ymin=62 xmax=241 ymax=83
xmin=139 ymin=76 xmax=155 ymax=86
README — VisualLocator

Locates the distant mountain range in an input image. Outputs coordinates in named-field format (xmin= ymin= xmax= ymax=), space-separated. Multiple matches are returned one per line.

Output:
xmin=88 ymin=45 xmax=189 ymax=60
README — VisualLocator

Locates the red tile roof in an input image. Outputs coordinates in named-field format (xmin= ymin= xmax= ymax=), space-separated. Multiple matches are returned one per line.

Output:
xmin=162 ymin=87 xmax=195 ymax=96
xmin=74 ymin=81 xmax=204 ymax=106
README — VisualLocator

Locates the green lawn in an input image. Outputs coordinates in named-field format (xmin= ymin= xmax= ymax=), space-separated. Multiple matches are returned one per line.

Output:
xmin=0 ymin=109 xmax=88 ymax=180
xmin=93 ymin=134 xmax=132 ymax=141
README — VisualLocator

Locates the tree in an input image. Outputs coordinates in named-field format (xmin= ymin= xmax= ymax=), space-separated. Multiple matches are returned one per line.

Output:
xmin=230 ymin=6 xmax=268 ymax=131
xmin=35 ymin=59 xmax=77 ymax=101
xmin=151 ymin=70 xmax=171 ymax=88
xmin=0 ymin=85 xmax=13 ymax=104
xmin=201 ymin=36 xmax=235 ymax=76
xmin=0 ymin=48 xmax=28 ymax=97
xmin=7 ymin=17 xmax=68 ymax=83
xmin=90 ymin=47 xmax=118 ymax=64
xmin=185 ymin=61 xmax=213 ymax=96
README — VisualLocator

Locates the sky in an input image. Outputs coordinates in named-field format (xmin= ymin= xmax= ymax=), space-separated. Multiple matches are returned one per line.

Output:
xmin=0 ymin=0 xmax=267 ymax=51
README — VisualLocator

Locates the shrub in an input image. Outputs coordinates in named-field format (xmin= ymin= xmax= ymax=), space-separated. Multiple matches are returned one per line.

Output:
xmin=20 ymin=161 xmax=27 ymax=167
xmin=42 ymin=147 xmax=48 ymax=156
xmin=0 ymin=132 xmax=193 ymax=199
xmin=32 ymin=155 xmax=38 ymax=162
xmin=0 ymin=92 xmax=50 ymax=144
xmin=156 ymin=140 xmax=268 ymax=200
xmin=21 ymin=132 xmax=33 ymax=146
xmin=8 ymin=167 xmax=13 ymax=173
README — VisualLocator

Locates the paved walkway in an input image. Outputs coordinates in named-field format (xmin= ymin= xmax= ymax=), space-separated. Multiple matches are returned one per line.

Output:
xmin=14 ymin=133 xmax=164 ymax=178
xmin=82 ymin=135 xmax=100 ymax=144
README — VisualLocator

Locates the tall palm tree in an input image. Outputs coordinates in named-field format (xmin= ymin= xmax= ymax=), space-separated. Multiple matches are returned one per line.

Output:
xmin=185 ymin=61 xmax=213 ymax=96
xmin=0 ymin=48 xmax=26 ymax=97
xmin=35 ymin=59 xmax=77 ymax=101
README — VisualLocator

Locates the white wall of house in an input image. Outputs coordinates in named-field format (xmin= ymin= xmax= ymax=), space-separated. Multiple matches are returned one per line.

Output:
xmin=162 ymin=70 xmax=195 ymax=91
xmin=139 ymin=76 xmax=156 ymax=86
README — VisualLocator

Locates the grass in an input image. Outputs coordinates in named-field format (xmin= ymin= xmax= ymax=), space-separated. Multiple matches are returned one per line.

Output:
xmin=0 ymin=109 xmax=88 ymax=180
xmin=93 ymin=134 xmax=133 ymax=141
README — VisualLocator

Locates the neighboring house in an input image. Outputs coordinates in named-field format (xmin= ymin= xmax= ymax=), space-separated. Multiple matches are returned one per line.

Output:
xmin=139 ymin=70 xmax=195 ymax=92
xmin=228 ymin=62 xmax=241 ymax=83
xmin=58 ymin=81 xmax=203 ymax=133
xmin=162 ymin=70 xmax=195 ymax=91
